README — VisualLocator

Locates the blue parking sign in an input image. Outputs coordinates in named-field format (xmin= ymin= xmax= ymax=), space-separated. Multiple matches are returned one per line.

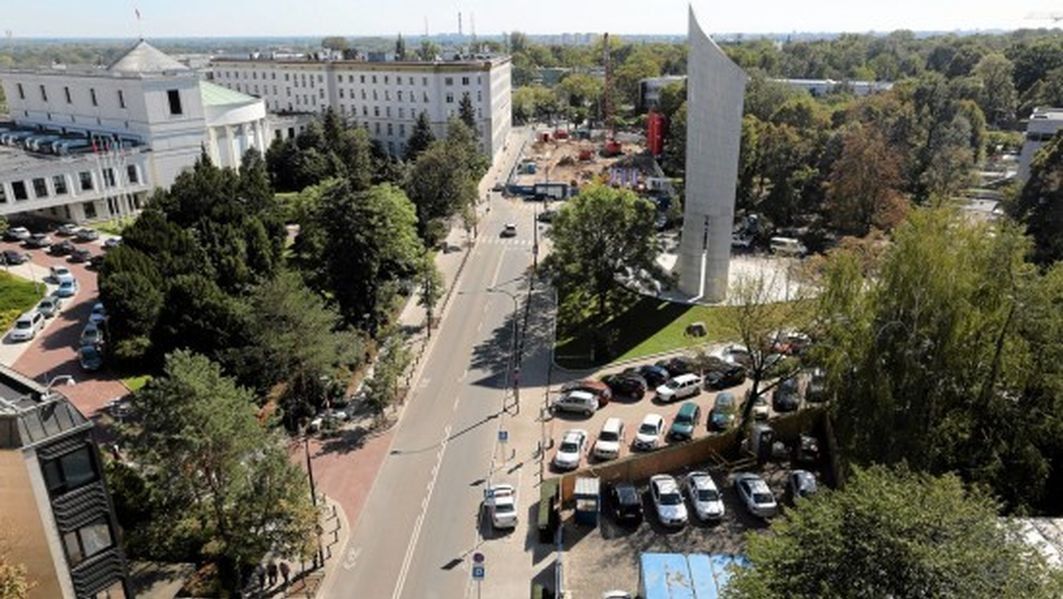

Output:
xmin=472 ymin=565 xmax=485 ymax=580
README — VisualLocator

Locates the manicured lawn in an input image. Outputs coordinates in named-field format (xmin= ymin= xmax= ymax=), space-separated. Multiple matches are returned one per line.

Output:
xmin=121 ymin=374 xmax=152 ymax=392
xmin=0 ymin=271 xmax=44 ymax=331
xmin=93 ymin=217 xmax=136 ymax=236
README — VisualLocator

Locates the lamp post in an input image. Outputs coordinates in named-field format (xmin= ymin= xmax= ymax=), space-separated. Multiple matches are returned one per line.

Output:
xmin=303 ymin=430 xmax=325 ymax=568
xmin=486 ymin=287 xmax=521 ymax=415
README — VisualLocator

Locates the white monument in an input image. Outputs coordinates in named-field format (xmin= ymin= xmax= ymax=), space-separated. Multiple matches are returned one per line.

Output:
xmin=676 ymin=7 xmax=748 ymax=302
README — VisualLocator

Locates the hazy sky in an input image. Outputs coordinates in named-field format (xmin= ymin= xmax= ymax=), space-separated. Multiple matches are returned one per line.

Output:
xmin=3 ymin=0 xmax=1057 ymax=38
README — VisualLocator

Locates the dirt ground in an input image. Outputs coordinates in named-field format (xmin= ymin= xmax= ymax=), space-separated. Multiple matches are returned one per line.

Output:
xmin=513 ymin=136 xmax=646 ymax=188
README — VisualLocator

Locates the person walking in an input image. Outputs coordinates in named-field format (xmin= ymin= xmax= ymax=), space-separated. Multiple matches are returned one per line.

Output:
xmin=255 ymin=564 xmax=266 ymax=591
xmin=266 ymin=560 xmax=278 ymax=587
xmin=279 ymin=561 xmax=291 ymax=586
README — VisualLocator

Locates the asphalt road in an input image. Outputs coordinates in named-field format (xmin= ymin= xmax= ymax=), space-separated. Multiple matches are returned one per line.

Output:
xmin=326 ymin=193 xmax=550 ymax=596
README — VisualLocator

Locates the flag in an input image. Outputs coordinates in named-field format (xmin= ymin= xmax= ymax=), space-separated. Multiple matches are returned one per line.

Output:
xmin=135 ymin=8 xmax=141 ymax=20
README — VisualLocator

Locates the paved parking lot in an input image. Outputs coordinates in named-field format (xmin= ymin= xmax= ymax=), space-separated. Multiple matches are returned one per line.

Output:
xmin=0 ymin=233 xmax=129 ymax=416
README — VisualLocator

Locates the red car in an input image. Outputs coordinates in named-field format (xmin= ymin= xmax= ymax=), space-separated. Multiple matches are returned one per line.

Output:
xmin=560 ymin=379 xmax=612 ymax=407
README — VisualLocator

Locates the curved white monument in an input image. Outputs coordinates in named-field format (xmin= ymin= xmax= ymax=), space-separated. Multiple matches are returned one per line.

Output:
xmin=677 ymin=7 xmax=748 ymax=302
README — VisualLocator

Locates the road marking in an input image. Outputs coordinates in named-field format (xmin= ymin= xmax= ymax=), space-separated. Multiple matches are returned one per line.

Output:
xmin=342 ymin=546 xmax=361 ymax=571
xmin=489 ymin=248 xmax=508 ymax=288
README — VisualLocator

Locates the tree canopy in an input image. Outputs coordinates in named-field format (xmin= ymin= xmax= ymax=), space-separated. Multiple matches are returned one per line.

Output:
xmin=1012 ymin=131 xmax=1063 ymax=266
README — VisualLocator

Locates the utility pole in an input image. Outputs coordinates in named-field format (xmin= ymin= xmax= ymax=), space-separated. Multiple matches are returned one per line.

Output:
xmin=533 ymin=205 xmax=539 ymax=270
xmin=304 ymin=435 xmax=324 ymax=568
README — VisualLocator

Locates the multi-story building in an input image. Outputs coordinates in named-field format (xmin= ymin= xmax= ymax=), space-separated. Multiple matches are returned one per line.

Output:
xmin=0 ymin=366 xmax=130 ymax=598
xmin=0 ymin=40 xmax=268 ymax=223
xmin=1018 ymin=106 xmax=1063 ymax=181
xmin=638 ymin=75 xmax=894 ymax=111
xmin=209 ymin=55 xmax=512 ymax=163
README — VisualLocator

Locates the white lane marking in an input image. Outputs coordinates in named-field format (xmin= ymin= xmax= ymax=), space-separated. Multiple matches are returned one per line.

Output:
xmin=489 ymin=248 xmax=508 ymax=288
xmin=392 ymin=422 xmax=452 ymax=599
xmin=342 ymin=546 xmax=361 ymax=571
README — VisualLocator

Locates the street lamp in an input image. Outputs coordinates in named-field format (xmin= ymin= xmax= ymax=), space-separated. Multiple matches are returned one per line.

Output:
xmin=301 ymin=427 xmax=326 ymax=569
xmin=486 ymin=286 xmax=521 ymax=415
xmin=44 ymin=375 xmax=75 ymax=395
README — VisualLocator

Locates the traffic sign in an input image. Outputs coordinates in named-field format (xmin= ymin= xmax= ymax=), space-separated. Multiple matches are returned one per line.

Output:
xmin=472 ymin=565 xmax=485 ymax=580
xmin=473 ymin=552 xmax=485 ymax=564
xmin=498 ymin=430 xmax=509 ymax=443
xmin=483 ymin=488 xmax=494 ymax=500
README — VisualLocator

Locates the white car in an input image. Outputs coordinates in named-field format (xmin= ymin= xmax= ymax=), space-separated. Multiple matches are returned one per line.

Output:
xmin=734 ymin=473 xmax=778 ymax=518
xmin=633 ymin=414 xmax=665 ymax=451
xmin=89 ymin=302 xmax=107 ymax=324
xmin=752 ymin=395 xmax=771 ymax=420
xmin=649 ymin=474 xmax=688 ymax=527
xmin=655 ymin=373 xmax=702 ymax=403
xmin=551 ymin=390 xmax=598 ymax=416
xmin=10 ymin=311 xmax=45 ymax=341
xmin=49 ymin=265 xmax=75 ymax=285
xmin=7 ymin=226 xmax=31 ymax=241
xmin=684 ymin=472 xmax=725 ymax=521
xmin=553 ymin=429 xmax=587 ymax=470
xmin=593 ymin=417 xmax=625 ymax=460
xmin=485 ymin=484 xmax=518 ymax=529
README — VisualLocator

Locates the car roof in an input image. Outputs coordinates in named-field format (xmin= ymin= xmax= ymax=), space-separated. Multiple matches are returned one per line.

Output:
xmin=641 ymin=413 xmax=663 ymax=424
xmin=651 ymin=475 xmax=678 ymax=492
xmin=715 ymin=392 xmax=735 ymax=405
xmin=601 ymin=417 xmax=623 ymax=432
xmin=671 ymin=373 xmax=700 ymax=383
xmin=688 ymin=472 xmax=717 ymax=489
xmin=562 ymin=429 xmax=586 ymax=440
xmin=677 ymin=402 xmax=699 ymax=415
xmin=565 ymin=390 xmax=595 ymax=401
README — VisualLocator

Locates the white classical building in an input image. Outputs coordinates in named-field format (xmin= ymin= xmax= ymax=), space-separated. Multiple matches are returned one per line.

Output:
xmin=0 ymin=40 xmax=268 ymax=223
xmin=1018 ymin=106 xmax=1063 ymax=182
xmin=209 ymin=54 xmax=512 ymax=163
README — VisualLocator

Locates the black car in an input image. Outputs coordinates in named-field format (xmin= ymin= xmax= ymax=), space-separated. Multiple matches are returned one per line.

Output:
xmin=601 ymin=373 xmax=647 ymax=400
xmin=705 ymin=364 xmax=747 ymax=390
xmin=624 ymin=364 xmax=670 ymax=388
xmin=88 ymin=254 xmax=106 ymax=269
xmin=24 ymin=233 xmax=52 ymax=249
xmin=805 ymin=368 xmax=828 ymax=403
xmin=50 ymin=240 xmax=76 ymax=256
xmin=772 ymin=377 xmax=801 ymax=412
xmin=69 ymin=248 xmax=92 ymax=263
xmin=655 ymin=356 xmax=695 ymax=377
xmin=1 ymin=250 xmax=29 ymax=265
xmin=537 ymin=209 xmax=557 ymax=223
xmin=609 ymin=482 xmax=644 ymax=525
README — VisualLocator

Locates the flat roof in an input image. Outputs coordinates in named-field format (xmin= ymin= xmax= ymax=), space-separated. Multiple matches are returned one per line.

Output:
xmin=0 ymin=365 xmax=91 ymax=450
xmin=210 ymin=56 xmax=510 ymax=71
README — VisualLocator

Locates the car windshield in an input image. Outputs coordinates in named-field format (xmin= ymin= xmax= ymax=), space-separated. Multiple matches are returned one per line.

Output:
xmin=753 ymin=492 xmax=774 ymax=505
xmin=697 ymin=488 xmax=720 ymax=501
xmin=664 ymin=379 xmax=678 ymax=388
xmin=716 ymin=397 xmax=734 ymax=409
xmin=560 ymin=441 xmax=579 ymax=453
xmin=599 ymin=431 xmax=619 ymax=442
xmin=81 ymin=347 xmax=100 ymax=359
xmin=15 ymin=320 xmax=30 ymax=329
xmin=494 ymin=503 xmax=515 ymax=514
xmin=659 ymin=491 xmax=681 ymax=506
xmin=638 ymin=423 xmax=658 ymax=435
xmin=676 ymin=414 xmax=693 ymax=424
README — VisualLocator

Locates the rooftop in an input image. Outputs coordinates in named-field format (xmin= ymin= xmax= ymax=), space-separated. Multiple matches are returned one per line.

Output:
xmin=0 ymin=365 xmax=91 ymax=450
xmin=1030 ymin=107 xmax=1063 ymax=121
xmin=199 ymin=80 xmax=258 ymax=107
xmin=107 ymin=40 xmax=190 ymax=74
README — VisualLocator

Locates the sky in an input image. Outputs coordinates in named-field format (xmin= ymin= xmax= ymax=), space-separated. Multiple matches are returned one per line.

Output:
xmin=2 ymin=0 xmax=1058 ymax=38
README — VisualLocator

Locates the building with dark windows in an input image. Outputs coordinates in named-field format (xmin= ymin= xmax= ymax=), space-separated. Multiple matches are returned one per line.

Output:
xmin=0 ymin=366 xmax=130 ymax=598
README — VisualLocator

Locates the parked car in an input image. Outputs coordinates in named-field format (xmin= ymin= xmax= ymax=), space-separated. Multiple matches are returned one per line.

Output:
xmin=553 ymin=429 xmax=587 ymax=470
xmin=751 ymin=395 xmax=771 ymax=420
xmin=69 ymin=248 xmax=92 ymax=263
xmin=655 ymin=373 xmax=702 ymax=403
xmin=805 ymin=367 xmax=828 ymax=403
xmin=56 ymin=223 xmax=78 ymax=236
xmin=56 ymin=279 xmax=78 ymax=298
xmin=4 ymin=226 xmax=31 ymax=242
xmin=772 ymin=377 xmax=801 ymax=413
xmin=709 ymin=392 xmax=738 ymax=431
xmin=537 ymin=209 xmax=556 ymax=223
xmin=80 ymin=322 xmax=104 ymax=346
xmin=24 ymin=233 xmax=52 ymax=249
xmin=10 ymin=311 xmax=45 ymax=341
xmin=593 ymin=417 xmax=625 ymax=460
xmin=649 ymin=475 xmax=688 ymax=527
xmin=768 ymin=329 xmax=812 ymax=355
xmin=88 ymin=254 xmax=106 ymax=269
xmin=684 ymin=472 xmax=725 ymax=521
xmin=704 ymin=362 xmax=747 ymax=390
xmin=734 ymin=473 xmax=778 ymax=518
xmin=633 ymin=414 xmax=666 ymax=451
xmin=560 ymin=379 xmax=612 ymax=407
xmin=36 ymin=297 xmax=61 ymax=319
xmin=2 ymin=249 xmax=29 ymax=265
xmin=668 ymin=402 xmax=701 ymax=441
xmin=49 ymin=265 xmax=75 ymax=284
xmin=500 ymin=223 xmax=517 ymax=237
xmin=608 ymin=482 xmax=643 ymax=525
xmin=89 ymin=303 xmax=107 ymax=324
xmin=625 ymin=364 xmax=670 ymax=387
xmin=103 ymin=236 xmax=122 ymax=250
xmin=655 ymin=356 xmax=695 ymax=377
xmin=788 ymin=470 xmax=818 ymax=502
xmin=78 ymin=344 xmax=104 ymax=371
xmin=75 ymin=228 xmax=100 ymax=242
xmin=601 ymin=373 xmax=646 ymax=400
xmin=795 ymin=434 xmax=821 ymax=465
xmin=485 ymin=484 xmax=518 ymax=529
xmin=713 ymin=343 xmax=752 ymax=366
xmin=551 ymin=390 xmax=599 ymax=416
xmin=770 ymin=236 xmax=807 ymax=256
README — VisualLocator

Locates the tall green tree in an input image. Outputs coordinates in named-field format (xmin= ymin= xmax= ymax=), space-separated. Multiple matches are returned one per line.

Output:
xmin=125 ymin=351 xmax=317 ymax=592
xmin=1012 ymin=131 xmax=1063 ymax=265
xmin=404 ymin=111 xmax=435 ymax=161
xmin=661 ymin=102 xmax=686 ymax=178
xmin=728 ymin=466 xmax=1063 ymax=598
xmin=458 ymin=92 xmax=476 ymax=129
xmin=973 ymin=53 xmax=1018 ymax=126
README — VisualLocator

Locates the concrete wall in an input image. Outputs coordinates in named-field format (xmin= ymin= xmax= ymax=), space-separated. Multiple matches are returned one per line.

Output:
xmin=0 ymin=450 xmax=68 ymax=599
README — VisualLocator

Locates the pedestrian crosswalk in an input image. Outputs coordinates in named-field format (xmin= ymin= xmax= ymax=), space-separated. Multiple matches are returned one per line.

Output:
xmin=480 ymin=238 xmax=536 ymax=246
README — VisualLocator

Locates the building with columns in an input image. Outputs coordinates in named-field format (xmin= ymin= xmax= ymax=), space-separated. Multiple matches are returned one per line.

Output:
xmin=0 ymin=40 xmax=268 ymax=224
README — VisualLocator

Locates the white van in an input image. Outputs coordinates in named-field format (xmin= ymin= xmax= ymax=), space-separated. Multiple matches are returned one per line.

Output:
xmin=655 ymin=373 xmax=703 ymax=402
xmin=770 ymin=236 xmax=807 ymax=256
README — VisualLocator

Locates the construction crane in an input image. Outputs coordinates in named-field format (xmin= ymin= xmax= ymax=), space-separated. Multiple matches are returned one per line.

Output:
xmin=601 ymin=32 xmax=622 ymax=157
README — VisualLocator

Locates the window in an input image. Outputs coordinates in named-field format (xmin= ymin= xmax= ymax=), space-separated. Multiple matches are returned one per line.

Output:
xmin=372 ymin=75 xmax=377 ymax=84
xmin=373 ymin=106 xmax=379 ymax=117
xmin=38 ymin=84 xmax=48 ymax=102
xmin=385 ymin=90 xmax=390 ymax=101
xmin=399 ymin=107 xmax=405 ymax=118
xmin=387 ymin=123 xmax=393 ymax=136
xmin=63 ymin=520 xmax=113 ymax=567
xmin=397 ymin=91 xmax=403 ymax=101
xmin=42 ymin=447 xmax=97 ymax=496
xmin=477 ymin=91 xmax=482 ymax=102
xmin=167 ymin=90 xmax=182 ymax=115
xmin=348 ymin=75 xmax=354 ymax=83
xmin=462 ymin=76 xmax=470 ymax=85
xmin=361 ymin=90 xmax=366 ymax=100
xmin=52 ymin=175 xmax=68 ymax=195
xmin=372 ymin=90 xmax=378 ymax=101
xmin=339 ymin=88 xmax=344 ymax=99
xmin=117 ymin=90 xmax=125 ymax=108
xmin=423 ymin=92 xmax=429 ymax=102
xmin=386 ymin=106 xmax=391 ymax=117
xmin=16 ymin=83 xmax=24 ymax=100
xmin=102 ymin=168 xmax=116 ymax=188
xmin=375 ymin=122 xmax=380 ymax=134
xmin=32 ymin=178 xmax=48 ymax=198
xmin=384 ymin=75 xmax=389 ymax=84
xmin=89 ymin=88 xmax=97 ymax=106
xmin=126 ymin=165 xmax=138 ymax=184
xmin=64 ymin=86 xmax=72 ymax=103
xmin=0 ymin=184 xmax=6 ymax=203
xmin=271 ymin=72 xmax=276 ymax=80
xmin=360 ymin=75 xmax=365 ymax=84
xmin=79 ymin=171 xmax=94 ymax=191
xmin=285 ymin=73 xmax=290 ymax=81
xmin=399 ymin=123 xmax=405 ymax=136
xmin=422 ymin=77 xmax=428 ymax=86
xmin=252 ymin=71 xmax=257 ymax=80
xmin=318 ymin=74 xmax=323 ymax=83
xmin=362 ymin=106 xmax=367 ymax=116
xmin=11 ymin=181 xmax=28 ymax=201
xmin=445 ymin=77 xmax=454 ymax=86
xmin=319 ymin=88 xmax=324 ymax=99
xmin=83 ymin=201 xmax=97 ymax=219
xmin=446 ymin=93 xmax=454 ymax=104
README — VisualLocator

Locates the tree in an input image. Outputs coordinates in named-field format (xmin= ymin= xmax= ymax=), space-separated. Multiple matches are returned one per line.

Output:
xmin=417 ymin=254 xmax=444 ymax=336
xmin=825 ymin=124 xmax=908 ymax=236
xmin=321 ymin=36 xmax=348 ymax=52
xmin=395 ymin=33 xmax=406 ymax=60
xmin=405 ymin=111 xmax=435 ymax=161
xmin=363 ymin=329 xmax=412 ymax=418
xmin=0 ymin=538 xmax=31 ymax=599
xmin=919 ymin=112 xmax=976 ymax=199
xmin=1012 ymin=131 xmax=1063 ymax=265
xmin=459 ymin=93 xmax=476 ymax=129
xmin=405 ymin=141 xmax=478 ymax=244
xmin=973 ymin=53 xmax=1018 ymax=126
xmin=661 ymin=102 xmax=686 ymax=177
xmin=545 ymin=184 xmax=661 ymax=328
xmin=728 ymin=465 xmax=1063 ymax=598
xmin=125 ymin=351 xmax=317 ymax=592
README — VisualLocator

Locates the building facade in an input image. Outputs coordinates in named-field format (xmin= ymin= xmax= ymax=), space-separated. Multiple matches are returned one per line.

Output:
xmin=0 ymin=366 xmax=130 ymax=598
xmin=639 ymin=75 xmax=891 ymax=112
xmin=677 ymin=8 xmax=748 ymax=302
xmin=1018 ymin=106 xmax=1063 ymax=181
xmin=209 ymin=55 xmax=512 ymax=162
xmin=0 ymin=40 xmax=268 ymax=223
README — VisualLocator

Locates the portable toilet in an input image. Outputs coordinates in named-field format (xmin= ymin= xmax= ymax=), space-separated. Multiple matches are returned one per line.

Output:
xmin=573 ymin=477 xmax=601 ymax=526
xmin=750 ymin=423 xmax=775 ymax=463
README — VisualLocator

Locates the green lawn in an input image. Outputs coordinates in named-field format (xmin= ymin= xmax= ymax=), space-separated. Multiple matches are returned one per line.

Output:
xmin=0 ymin=271 xmax=44 ymax=331
xmin=121 ymin=374 xmax=152 ymax=392
xmin=554 ymin=293 xmax=743 ymax=369
xmin=92 ymin=217 xmax=136 ymax=236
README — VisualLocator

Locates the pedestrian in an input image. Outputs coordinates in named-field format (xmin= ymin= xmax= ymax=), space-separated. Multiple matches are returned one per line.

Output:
xmin=279 ymin=561 xmax=291 ymax=586
xmin=255 ymin=564 xmax=266 ymax=590
xmin=267 ymin=560 xmax=278 ymax=587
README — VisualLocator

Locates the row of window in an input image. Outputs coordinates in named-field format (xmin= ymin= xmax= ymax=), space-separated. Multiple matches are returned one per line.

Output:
xmin=218 ymin=69 xmax=482 ymax=88
xmin=14 ymin=83 xmax=184 ymax=116
xmin=40 ymin=445 xmax=117 ymax=568
xmin=0 ymin=166 xmax=139 ymax=204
